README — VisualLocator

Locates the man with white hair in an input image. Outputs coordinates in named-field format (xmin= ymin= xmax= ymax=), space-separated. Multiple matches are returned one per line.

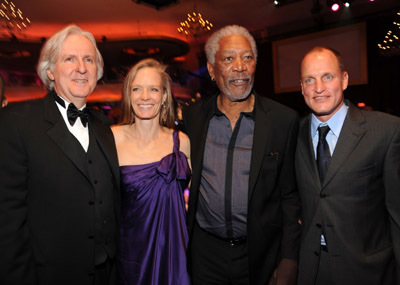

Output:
xmin=183 ymin=25 xmax=300 ymax=284
xmin=0 ymin=25 xmax=119 ymax=285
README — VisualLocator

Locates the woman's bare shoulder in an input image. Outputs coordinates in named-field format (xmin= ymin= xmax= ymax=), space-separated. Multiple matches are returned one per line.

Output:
xmin=111 ymin=124 xmax=129 ymax=141
xmin=178 ymin=131 xmax=190 ymax=158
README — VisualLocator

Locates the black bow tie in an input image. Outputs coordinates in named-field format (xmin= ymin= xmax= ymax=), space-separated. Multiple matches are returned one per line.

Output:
xmin=67 ymin=103 xmax=88 ymax=127
xmin=52 ymin=92 xmax=88 ymax=127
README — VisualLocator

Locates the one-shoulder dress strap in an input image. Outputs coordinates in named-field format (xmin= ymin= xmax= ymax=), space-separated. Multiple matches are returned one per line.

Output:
xmin=173 ymin=129 xmax=180 ymax=153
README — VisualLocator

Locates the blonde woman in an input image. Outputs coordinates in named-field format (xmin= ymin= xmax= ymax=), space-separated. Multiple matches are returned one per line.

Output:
xmin=112 ymin=59 xmax=191 ymax=285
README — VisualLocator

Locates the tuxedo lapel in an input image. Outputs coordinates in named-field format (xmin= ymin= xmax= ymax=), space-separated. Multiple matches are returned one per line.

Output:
xmin=43 ymin=94 xmax=89 ymax=179
xmin=88 ymin=112 xmax=120 ymax=190
xmin=322 ymin=104 xmax=366 ymax=189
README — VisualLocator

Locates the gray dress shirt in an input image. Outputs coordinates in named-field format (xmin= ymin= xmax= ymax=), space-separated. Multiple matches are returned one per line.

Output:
xmin=196 ymin=101 xmax=254 ymax=238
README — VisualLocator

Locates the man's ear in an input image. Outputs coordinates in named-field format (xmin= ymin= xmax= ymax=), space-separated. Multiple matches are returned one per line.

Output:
xmin=207 ymin=62 xmax=215 ymax=81
xmin=342 ymin=71 xmax=349 ymax=91
xmin=300 ymin=80 xmax=305 ymax=96
xmin=46 ymin=69 xmax=55 ymax=81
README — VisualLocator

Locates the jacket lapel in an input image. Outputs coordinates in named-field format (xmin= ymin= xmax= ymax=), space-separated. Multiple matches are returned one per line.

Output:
xmin=248 ymin=95 xmax=273 ymax=201
xmin=44 ymin=93 xmax=90 ymax=179
xmin=297 ymin=115 xmax=320 ymax=188
xmin=322 ymin=103 xmax=366 ymax=189
xmin=189 ymin=98 xmax=215 ymax=192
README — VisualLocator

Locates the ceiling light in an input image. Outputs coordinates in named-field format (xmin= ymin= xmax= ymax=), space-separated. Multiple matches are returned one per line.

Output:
xmin=327 ymin=0 xmax=340 ymax=11
xmin=273 ymin=0 xmax=302 ymax=7
xmin=331 ymin=3 xmax=340 ymax=11
xmin=177 ymin=9 xmax=213 ymax=39
xmin=274 ymin=0 xmax=282 ymax=6
xmin=342 ymin=0 xmax=353 ymax=7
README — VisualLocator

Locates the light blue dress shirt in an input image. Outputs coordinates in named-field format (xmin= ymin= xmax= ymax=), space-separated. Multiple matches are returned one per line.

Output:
xmin=311 ymin=102 xmax=349 ymax=159
xmin=310 ymin=102 xmax=348 ymax=246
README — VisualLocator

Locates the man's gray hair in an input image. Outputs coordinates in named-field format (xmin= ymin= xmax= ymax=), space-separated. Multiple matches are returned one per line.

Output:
xmin=37 ymin=24 xmax=104 ymax=90
xmin=205 ymin=25 xmax=258 ymax=66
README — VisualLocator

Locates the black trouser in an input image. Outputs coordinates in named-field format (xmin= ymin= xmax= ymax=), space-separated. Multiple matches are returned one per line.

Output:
xmin=191 ymin=222 xmax=249 ymax=285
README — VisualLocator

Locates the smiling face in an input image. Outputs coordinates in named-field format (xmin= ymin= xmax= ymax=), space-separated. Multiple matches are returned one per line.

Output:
xmin=207 ymin=34 xmax=256 ymax=102
xmin=300 ymin=48 xmax=348 ymax=122
xmin=130 ymin=67 xmax=166 ymax=122
xmin=46 ymin=34 xmax=98 ymax=108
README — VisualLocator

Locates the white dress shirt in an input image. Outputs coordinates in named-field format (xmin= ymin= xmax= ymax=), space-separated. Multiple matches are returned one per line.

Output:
xmin=55 ymin=96 xmax=89 ymax=152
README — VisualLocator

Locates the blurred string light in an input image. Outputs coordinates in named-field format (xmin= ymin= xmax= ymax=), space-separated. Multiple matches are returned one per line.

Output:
xmin=378 ymin=10 xmax=400 ymax=56
xmin=0 ymin=0 xmax=30 ymax=37
xmin=177 ymin=8 xmax=213 ymax=39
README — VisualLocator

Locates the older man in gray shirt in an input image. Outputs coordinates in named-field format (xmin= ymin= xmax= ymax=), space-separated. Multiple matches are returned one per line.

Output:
xmin=183 ymin=25 xmax=300 ymax=285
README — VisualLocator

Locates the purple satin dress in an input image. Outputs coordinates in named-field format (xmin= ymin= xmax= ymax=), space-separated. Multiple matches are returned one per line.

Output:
xmin=118 ymin=130 xmax=191 ymax=285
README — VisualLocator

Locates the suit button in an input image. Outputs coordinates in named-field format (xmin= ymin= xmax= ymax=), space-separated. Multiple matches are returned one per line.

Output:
xmin=316 ymin=223 xmax=321 ymax=228
xmin=314 ymin=251 xmax=320 ymax=256
xmin=88 ymin=160 xmax=93 ymax=164
xmin=320 ymin=193 xmax=327 ymax=198
xmin=103 ymin=220 xmax=107 ymax=224
xmin=94 ymin=180 xmax=98 ymax=184
xmin=99 ymin=200 xmax=103 ymax=205
xmin=88 ymin=201 xmax=94 ymax=205
xmin=88 ymin=235 xmax=94 ymax=239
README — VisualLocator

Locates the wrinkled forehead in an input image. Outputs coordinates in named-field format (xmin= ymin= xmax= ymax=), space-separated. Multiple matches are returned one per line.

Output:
xmin=57 ymin=34 xmax=96 ymax=60
xmin=218 ymin=34 xmax=253 ymax=54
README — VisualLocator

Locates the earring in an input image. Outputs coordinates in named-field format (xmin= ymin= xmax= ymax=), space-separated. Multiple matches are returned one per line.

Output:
xmin=161 ymin=101 xmax=167 ymax=125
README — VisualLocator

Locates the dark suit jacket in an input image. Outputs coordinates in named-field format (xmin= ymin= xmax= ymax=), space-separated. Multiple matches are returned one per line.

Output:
xmin=296 ymin=101 xmax=400 ymax=284
xmin=0 ymin=93 xmax=120 ymax=285
xmin=183 ymin=93 xmax=301 ymax=284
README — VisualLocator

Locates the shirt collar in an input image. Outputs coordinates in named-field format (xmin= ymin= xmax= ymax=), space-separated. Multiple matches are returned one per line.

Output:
xmin=311 ymin=102 xmax=349 ymax=138
xmin=208 ymin=93 xmax=256 ymax=120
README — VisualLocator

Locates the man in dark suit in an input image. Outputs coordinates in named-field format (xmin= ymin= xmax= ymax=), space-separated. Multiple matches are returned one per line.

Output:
xmin=296 ymin=46 xmax=400 ymax=284
xmin=183 ymin=25 xmax=300 ymax=285
xmin=0 ymin=25 xmax=120 ymax=285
